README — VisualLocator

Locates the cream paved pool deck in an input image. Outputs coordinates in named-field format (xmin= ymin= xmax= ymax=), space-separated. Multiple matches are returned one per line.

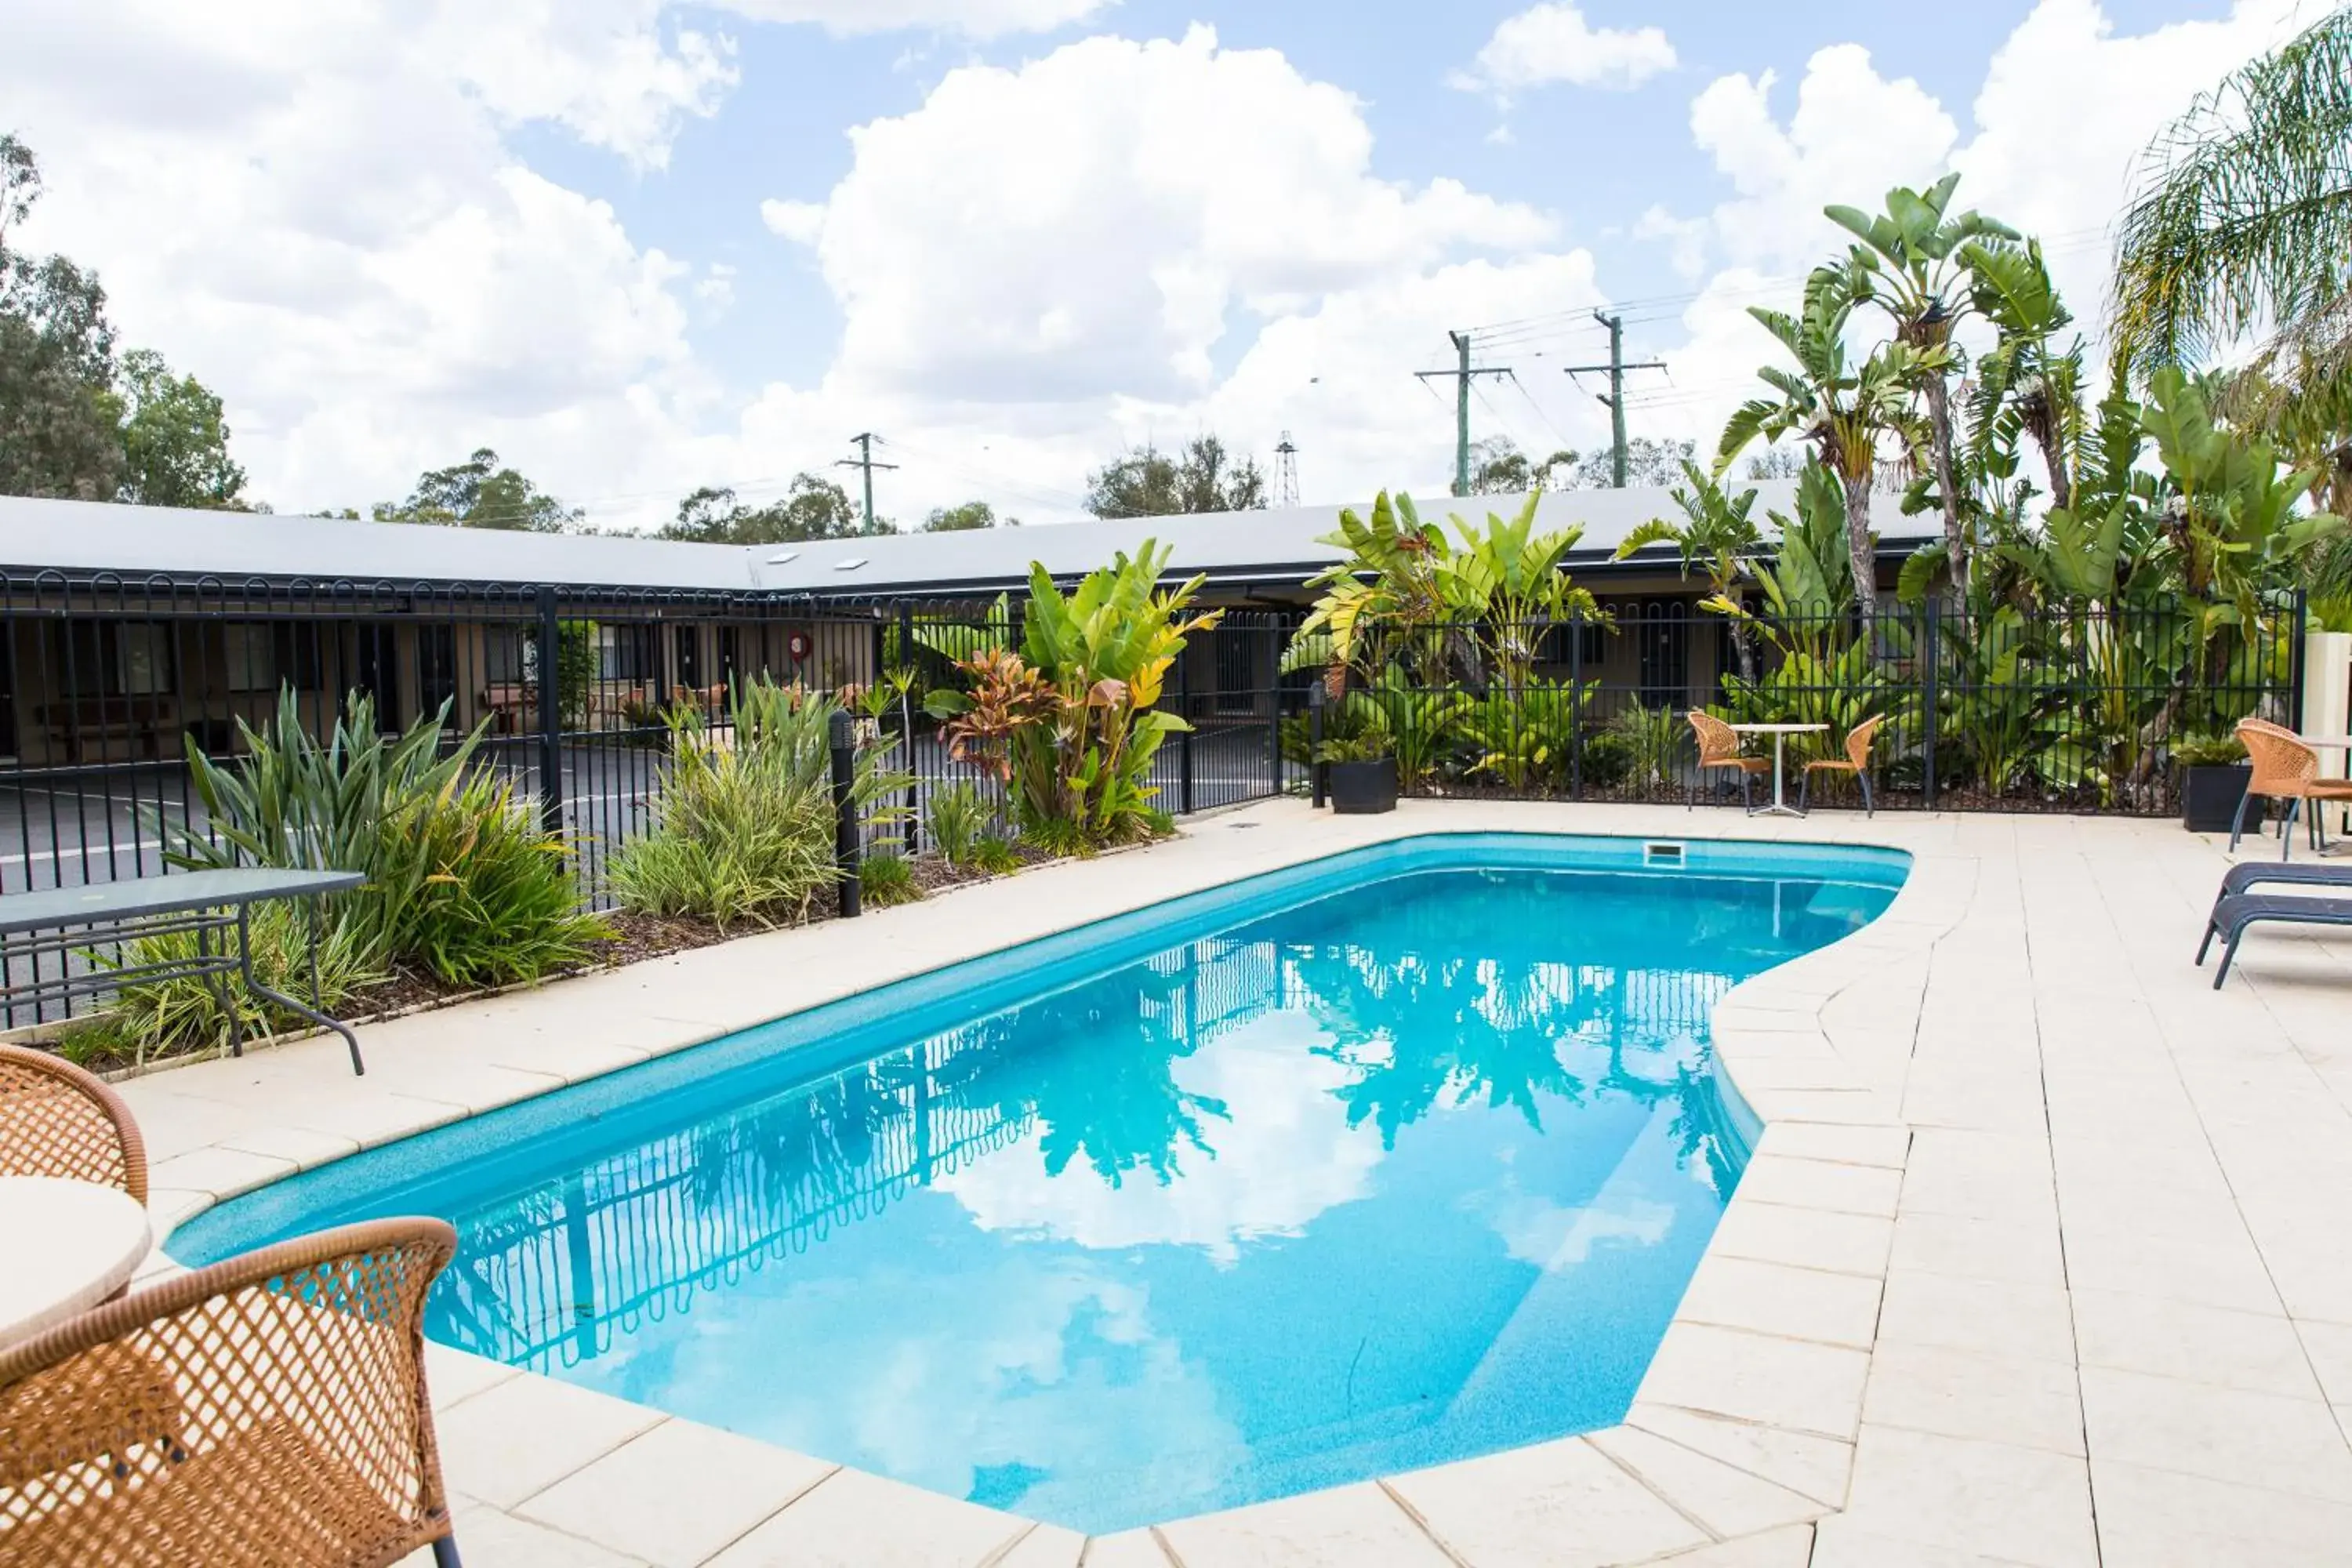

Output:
xmin=111 ymin=798 xmax=2352 ymax=1566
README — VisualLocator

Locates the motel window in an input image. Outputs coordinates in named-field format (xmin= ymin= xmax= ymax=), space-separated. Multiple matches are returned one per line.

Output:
xmin=55 ymin=622 xmax=176 ymax=697
xmin=223 ymin=623 xmax=278 ymax=692
xmin=485 ymin=627 xmax=528 ymax=684
xmin=1538 ymin=619 xmax=1610 ymax=668
xmin=598 ymin=623 xmax=660 ymax=681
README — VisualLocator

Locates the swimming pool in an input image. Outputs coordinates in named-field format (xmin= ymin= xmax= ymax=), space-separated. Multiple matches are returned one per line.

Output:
xmin=173 ymin=832 xmax=1907 ymax=1533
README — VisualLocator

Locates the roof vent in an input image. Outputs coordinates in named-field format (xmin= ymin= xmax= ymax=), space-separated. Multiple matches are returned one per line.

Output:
xmin=833 ymin=557 xmax=869 ymax=571
xmin=765 ymin=551 xmax=799 ymax=565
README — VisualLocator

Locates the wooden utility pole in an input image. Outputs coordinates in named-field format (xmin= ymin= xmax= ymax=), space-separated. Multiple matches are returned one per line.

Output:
xmin=836 ymin=433 xmax=898 ymax=533
xmin=1561 ymin=311 xmax=1667 ymax=487
xmin=1417 ymin=332 xmax=1513 ymax=495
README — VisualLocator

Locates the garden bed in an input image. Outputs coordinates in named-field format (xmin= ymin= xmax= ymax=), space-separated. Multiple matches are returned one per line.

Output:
xmin=56 ymin=837 xmax=1152 ymax=1080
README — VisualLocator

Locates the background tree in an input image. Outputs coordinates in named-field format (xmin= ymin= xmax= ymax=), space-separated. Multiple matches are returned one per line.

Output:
xmin=1466 ymin=437 xmax=1579 ymax=494
xmin=1742 ymin=447 xmax=1809 ymax=480
xmin=659 ymin=475 xmax=885 ymax=544
xmin=374 ymin=448 xmax=580 ymax=532
xmin=2113 ymin=7 xmax=2352 ymax=380
xmin=923 ymin=499 xmax=1016 ymax=532
xmin=1564 ymin=437 xmax=1695 ymax=490
xmin=0 ymin=132 xmax=122 ymax=501
xmin=117 ymin=348 xmax=247 ymax=509
xmin=1083 ymin=434 xmax=1266 ymax=517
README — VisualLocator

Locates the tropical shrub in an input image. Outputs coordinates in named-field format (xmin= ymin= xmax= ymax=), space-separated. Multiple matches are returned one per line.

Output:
xmin=924 ymin=781 xmax=994 ymax=866
xmin=381 ymin=772 xmax=608 ymax=986
xmin=1460 ymin=678 xmax=1591 ymax=791
xmin=969 ymin=834 xmax=1022 ymax=876
xmin=1316 ymin=731 xmax=1392 ymax=764
xmin=1344 ymin=666 xmax=1468 ymax=793
xmin=859 ymin=851 xmax=920 ymax=908
xmin=1577 ymin=730 xmax=1635 ymax=790
xmin=610 ymin=679 xmax=909 ymax=927
xmin=86 ymin=903 xmax=381 ymax=1064
xmin=931 ymin=541 xmax=1219 ymax=848
xmin=162 ymin=690 xmax=600 ymax=987
xmin=1606 ymin=701 xmax=1686 ymax=796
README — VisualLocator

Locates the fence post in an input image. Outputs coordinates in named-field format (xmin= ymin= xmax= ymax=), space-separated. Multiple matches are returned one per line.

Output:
xmin=1308 ymin=682 xmax=1326 ymax=808
xmin=829 ymin=707 xmax=862 ymax=918
xmin=1921 ymin=597 xmax=1940 ymax=811
xmin=535 ymin=585 xmax=564 ymax=837
xmin=1265 ymin=624 xmax=1282 ymax=799
xmin=1178 ymin=636 xmax=1196 ymax=815
xmin=1569 ymin=608 xmax=1584 ymax=801
xmin=897 ymin=601 xmax=919 ymax=855
xmin=2290 ymin=588 xmax=2310 ymax=726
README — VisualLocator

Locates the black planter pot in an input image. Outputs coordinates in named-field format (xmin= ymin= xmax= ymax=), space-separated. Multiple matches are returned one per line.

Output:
xmin=1328 ymin=757 xmax=1398 ymax=815
xmin=2182 ymin=764 xmax=2261 ymax=833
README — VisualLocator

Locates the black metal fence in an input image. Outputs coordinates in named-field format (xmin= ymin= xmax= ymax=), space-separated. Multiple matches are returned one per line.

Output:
xmin=0 ymin=575 xmax=2306 ymax=1023
xmin=1298 ymin=597 xmax=2307 ymax=815
xmin=0 ymin=576 xmax=1303 ymax=909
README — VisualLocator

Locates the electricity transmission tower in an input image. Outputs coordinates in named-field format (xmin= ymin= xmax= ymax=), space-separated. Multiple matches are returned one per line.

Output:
xmin=836 ymin=433 xmax=898 ymax=533
xmin=1560 ymin=310 xmax=1667 ymax=488
xmin=1272 ymin=431 xmax=1300 ymax=508
xmin=1417 ymin=331 xmax=1514 ymax=495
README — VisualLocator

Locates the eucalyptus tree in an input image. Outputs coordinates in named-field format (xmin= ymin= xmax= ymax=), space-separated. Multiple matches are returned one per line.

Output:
xmin=1716 ymin=263 xmax=1923 ymax=639
xmin=1614 ymin=459 xmax=1766 ymax=680
xmin=1827 ymin=176 xmax=2017 ymax=597
xmin=2112 ymin=6 xmax=2352 ymax=380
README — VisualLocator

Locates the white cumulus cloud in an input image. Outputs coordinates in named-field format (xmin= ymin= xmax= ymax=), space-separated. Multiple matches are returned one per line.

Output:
xmin=1628 ymin=0 xmax=2311 ymax=463
xmin=1453 ymin=3 xmax=1677 ymax=98
xmin=714 ymin=0 xmax=1109 ymax=38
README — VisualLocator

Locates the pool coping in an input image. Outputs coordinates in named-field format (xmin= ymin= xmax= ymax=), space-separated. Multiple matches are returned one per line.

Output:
xmin=122 ymin=800 xmax=1960 ymax=1566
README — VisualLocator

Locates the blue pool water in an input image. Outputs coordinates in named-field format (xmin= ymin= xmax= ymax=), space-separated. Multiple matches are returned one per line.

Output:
xmin=174 ymin=833 xmax=1906 ymax=1532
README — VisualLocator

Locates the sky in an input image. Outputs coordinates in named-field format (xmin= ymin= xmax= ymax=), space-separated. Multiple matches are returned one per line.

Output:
xmin=1 ymin=0 xmax=2328 ymax=532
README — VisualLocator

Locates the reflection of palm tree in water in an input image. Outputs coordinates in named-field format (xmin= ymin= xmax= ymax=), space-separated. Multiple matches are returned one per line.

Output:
xmin=920 ymin=951 xmax=1233 ymax=1190
xmin=1290 ymin=876 xmax=1740 ymax=1160
xmin=689 ymin=1065 xmax=899 ymax=1218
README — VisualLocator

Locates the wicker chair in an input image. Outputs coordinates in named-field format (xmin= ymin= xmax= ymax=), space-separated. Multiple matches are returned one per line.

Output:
xmin=0 ymin=1043 xmax=147 ymax=1207
xmin=1687 ymin=711 xmax=1769 ymax=812
xmin=2233 ymin=718 xmax=2352 ymax=861
xmin=0 ymin=1218 xmax=464 ymax=1568
xmin=1798 ymin=714 xmax=1884 ymax=817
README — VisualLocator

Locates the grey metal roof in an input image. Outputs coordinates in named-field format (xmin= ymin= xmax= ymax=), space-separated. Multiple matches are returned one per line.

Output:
xmin=0 ymin=486 xmax=1938 ymax=599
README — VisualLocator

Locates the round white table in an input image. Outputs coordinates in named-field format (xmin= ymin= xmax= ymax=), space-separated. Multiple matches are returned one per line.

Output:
xmin=0 ymin=1175 xmax=153 ymax=1349
xmin=1726 ymin=722 xmax=1830 ymax=818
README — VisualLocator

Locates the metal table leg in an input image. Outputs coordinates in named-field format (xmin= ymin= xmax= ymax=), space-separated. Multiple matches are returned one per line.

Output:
xmin=235 ymin=900 xmax=366 ymax=1075
xmin=1755 ymin=732 xmax=1808 ymax=818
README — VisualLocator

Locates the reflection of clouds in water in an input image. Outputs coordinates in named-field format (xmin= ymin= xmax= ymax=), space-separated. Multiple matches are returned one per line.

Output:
xmin=651 ymin=1253 xmax=1241 ymax=1515
xmin=1478 ymin=1187 xmax=1675 ymax=1269
xmin=942 ymin=1010 xmax=1384 ymax=1265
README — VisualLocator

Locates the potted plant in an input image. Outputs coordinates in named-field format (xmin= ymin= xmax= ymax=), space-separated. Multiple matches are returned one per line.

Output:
xmin=1320 ymin=732 xmax=1398 ymax=815
xmin=2176 ymin=731 xmax=2259 ymax=833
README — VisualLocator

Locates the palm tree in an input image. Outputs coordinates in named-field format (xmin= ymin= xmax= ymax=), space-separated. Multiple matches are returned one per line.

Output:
xmin=2112 ymin=7 xmax=2352 ymax=378
xmin=1717 ymin=264 xmax=1923 ymax=640
xmin=1964 ymin=237 xmax=2086 ymax=515
xmin=1614 ymin=460 xmax=1766 ymax=681
xmin=1827 ymin=176 xmax=2017 ymax=597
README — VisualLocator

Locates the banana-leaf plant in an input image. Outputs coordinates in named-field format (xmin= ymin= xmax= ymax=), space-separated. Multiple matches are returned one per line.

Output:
xmin=931 ymin=541 xmax=1220 ymax=847
xmin=1460 ymin=677 xmax=1595 ymax=792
